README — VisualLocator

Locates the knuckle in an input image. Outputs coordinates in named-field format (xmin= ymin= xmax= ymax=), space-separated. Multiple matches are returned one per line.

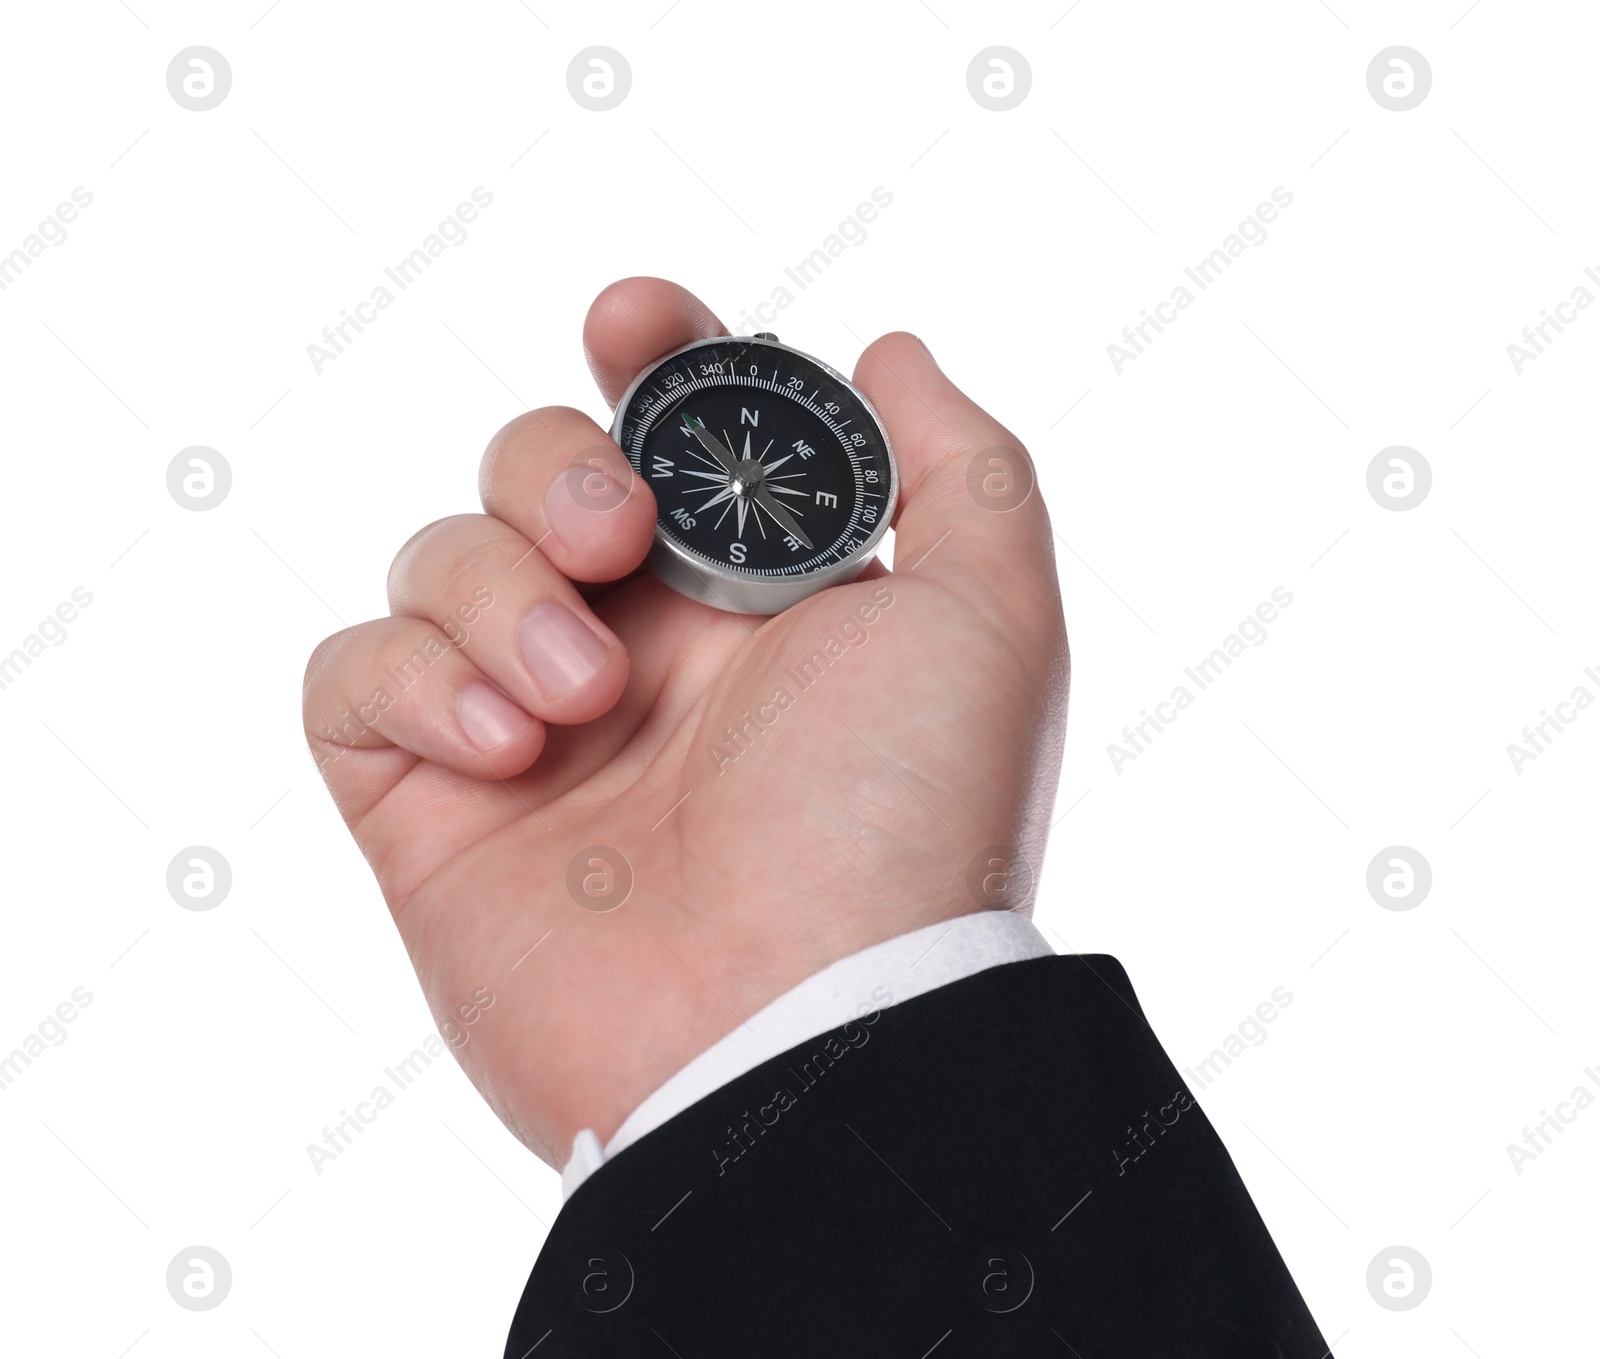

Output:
xmin=302 ymin=626 xmax=358 ymax=715
xmin=479 ymin=407 xmax=598 ymax=504
xmin=438 ymin=539 xmax=510 ymax=611
xmin=389 ymin=517 xmax=527 ymax=620
xmin=386 ymin=514 xmax=491 ymax=608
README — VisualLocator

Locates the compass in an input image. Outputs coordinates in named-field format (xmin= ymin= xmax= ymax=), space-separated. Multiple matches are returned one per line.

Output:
xmin=611 ymin=333 xmax=898 ymax=615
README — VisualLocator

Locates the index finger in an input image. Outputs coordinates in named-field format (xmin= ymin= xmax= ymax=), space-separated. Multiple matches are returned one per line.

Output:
xmin=583 ymin=277 xmax=728 ymax=407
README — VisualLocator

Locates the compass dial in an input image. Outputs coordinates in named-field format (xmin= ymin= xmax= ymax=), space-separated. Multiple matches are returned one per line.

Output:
xmin=612 ymin=335 xmax=897 ymax=614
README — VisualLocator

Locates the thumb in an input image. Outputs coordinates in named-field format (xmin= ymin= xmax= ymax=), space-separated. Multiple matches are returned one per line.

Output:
xmin=853 ymin=333 xmax=1057 ymax=614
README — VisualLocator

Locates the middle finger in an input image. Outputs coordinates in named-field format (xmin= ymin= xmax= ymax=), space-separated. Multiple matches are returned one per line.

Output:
xmin=388 ymin=513 xmax=629 ymax=725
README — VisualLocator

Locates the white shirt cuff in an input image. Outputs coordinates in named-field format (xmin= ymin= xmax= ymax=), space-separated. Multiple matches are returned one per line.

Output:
xmin=559 ymin=909 xmax=1054 ymax=1198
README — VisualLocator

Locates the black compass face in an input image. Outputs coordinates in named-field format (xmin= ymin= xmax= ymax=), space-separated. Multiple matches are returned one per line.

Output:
xmin=614 ymin=339 xmax=894 ymax=579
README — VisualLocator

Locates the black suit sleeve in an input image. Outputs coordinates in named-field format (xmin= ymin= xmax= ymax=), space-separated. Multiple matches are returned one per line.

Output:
xmin=505 ymin=954 xmax=1330 ymax=1358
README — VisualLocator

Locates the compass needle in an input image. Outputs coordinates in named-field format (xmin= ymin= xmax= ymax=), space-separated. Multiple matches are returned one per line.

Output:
xmin=751 ymin=486 xmax=813 ymax=549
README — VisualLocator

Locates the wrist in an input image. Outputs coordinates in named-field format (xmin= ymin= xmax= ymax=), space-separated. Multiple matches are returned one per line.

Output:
xmin=552 ymin=906 xmax=1054 ymax=1187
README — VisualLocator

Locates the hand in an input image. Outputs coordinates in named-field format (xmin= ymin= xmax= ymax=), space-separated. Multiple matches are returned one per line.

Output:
xmin=301 ymin=278 xmax=1068 ymax=1167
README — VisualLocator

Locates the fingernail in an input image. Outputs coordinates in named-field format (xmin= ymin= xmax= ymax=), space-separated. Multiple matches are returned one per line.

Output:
xmin=457 ymin=680 xmax=533 ymax=751
xmin=547 ymin=449 xmax=630 ymax=543
xmin=520 ymin=603 xmax=612 ymax=699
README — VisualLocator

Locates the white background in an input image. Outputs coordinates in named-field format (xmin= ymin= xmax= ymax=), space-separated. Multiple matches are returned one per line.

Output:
xmin=2 ymin=1 xmax=1596 ymax=1354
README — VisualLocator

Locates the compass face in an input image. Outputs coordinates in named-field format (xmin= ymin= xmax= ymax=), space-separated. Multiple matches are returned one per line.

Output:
xmin=612 ymin=336 xmax=896 ymax=613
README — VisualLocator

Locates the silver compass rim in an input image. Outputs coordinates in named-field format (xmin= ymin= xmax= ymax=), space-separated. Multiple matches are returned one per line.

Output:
xmin=608 ymin=333 xmax=900 ymax=616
